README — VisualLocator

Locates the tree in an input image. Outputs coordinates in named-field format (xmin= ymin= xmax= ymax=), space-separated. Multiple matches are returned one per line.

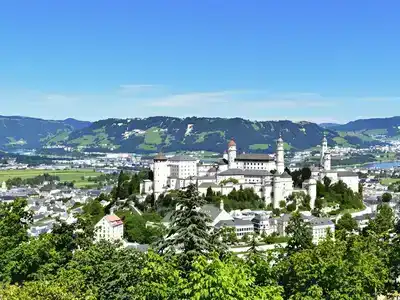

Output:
xmin=0 ymin=234 xmax=63 ymax=284
xmin=0 ymin=198 xmax=32 ymax=254
xmin=277 ymin=237 xmax=389 ymax=299
xmin=181 ymin=254 xmax=283 ymax=300
xmin=218 ymin=226 xmax=238 ymax=245
xmin=82 ymin=199 xmax=104 ymax=225
xmin=336 ymin=212 xmax=358 ymax=233
xmin=113 ymin=170 xmax=130 ymax=200
xmin=285 ymin=212 xmax=313 ymax=253
xmin=157 ymin=184 xmax=220 ymax=267
xmin=287 ymin=203 xmax=296 ymax=212
xmin=382 ymin=192 xmax=392 ymax=203
xmin=0 ymin=273 xmax=95 ymax=300
xmin=247 ymin=234 xmax=262 ymax=258
xmin=220 ymin=177 xmax=239 ymax=186
xmin=116 ymin=211 xmax=164 ymax=244
xmin=366 ymin=204 xmax=395 ymax=235
xmin=315 ymin=197 xmax=323 ymax=210
xmin=323 ymin=176 xmax=331 ymax=191
xmin=205 ymin=186 xmax=214 ymax=202
xmin=241 ymin=233 xmax=250 ymax=243
xmin=279 ymin=200 xmax=286 ymax=209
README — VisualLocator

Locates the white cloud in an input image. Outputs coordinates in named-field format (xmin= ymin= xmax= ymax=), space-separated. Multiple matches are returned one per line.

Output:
xmin=1 ymin=85 xmax=399 ymax=123
xmin=147 ymin=91 xmax=235 ymax=107
xmin=118 ymin=84 xmax=161 ymax=94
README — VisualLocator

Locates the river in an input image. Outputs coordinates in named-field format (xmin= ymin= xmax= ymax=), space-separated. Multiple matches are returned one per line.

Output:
xmin=364 ymin=161 xmax=400 ymax=169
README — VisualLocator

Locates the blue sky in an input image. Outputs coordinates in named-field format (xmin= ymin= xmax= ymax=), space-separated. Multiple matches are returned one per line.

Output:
xmin=1 ymin=1 xmax=400 ymax=123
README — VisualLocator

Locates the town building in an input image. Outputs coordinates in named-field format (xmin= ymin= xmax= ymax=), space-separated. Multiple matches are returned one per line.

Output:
xmin=162 ymin=200 xmax=254 ymax=239
xmin=317 ymin=134 xmax=360 ymax=192
xmin=142 ymin=135 xmax=359 ymax=212
xmin=94 ymin=214 xmax=124 ymax=243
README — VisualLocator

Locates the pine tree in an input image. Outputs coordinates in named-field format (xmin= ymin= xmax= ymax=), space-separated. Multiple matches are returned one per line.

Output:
xmin=285 ymin=212 xmax=313 ymax=253
xmin=247 ymin=234 xmax=262 ymax=259
xmin=158 ymin=184 xmax=220 ymax=267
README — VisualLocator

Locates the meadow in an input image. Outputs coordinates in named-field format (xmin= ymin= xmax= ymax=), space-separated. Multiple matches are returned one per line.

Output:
xmin=0 ymin=168 xmax=101 ymax=188
xmin=380 ymin=177 xmax=400 ymax=186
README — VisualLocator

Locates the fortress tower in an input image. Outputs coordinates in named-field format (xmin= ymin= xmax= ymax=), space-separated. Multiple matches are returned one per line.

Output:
xmin=276 ymin=135 xmax=285 ymax=174
xmin=153 ymin=152 xmax=169 ymax=200
xmin=227 ymin=139 xmax=237 ymax=169
xmin=321 ymin=134 xmax=328 ymax=167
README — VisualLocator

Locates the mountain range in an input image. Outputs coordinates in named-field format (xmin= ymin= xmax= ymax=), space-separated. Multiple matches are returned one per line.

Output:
xmin=1 ymin=115 xmax=399 ymax=154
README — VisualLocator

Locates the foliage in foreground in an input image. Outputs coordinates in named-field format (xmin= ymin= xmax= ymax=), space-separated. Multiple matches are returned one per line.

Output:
xmin=0 ymin=186 xmax=400 ymax=299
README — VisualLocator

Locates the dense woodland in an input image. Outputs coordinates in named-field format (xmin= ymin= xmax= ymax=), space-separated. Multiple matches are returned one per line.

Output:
xmin=0 ymin=183 xmax=400 ymax=299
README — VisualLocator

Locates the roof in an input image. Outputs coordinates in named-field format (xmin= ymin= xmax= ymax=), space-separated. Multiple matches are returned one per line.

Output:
xmin=228 ymin=139 xmax=236 ymax=147
xmin=105 ymin=215 xmax=123 ymax=227
xmin=235 ymin=153 xmax=274 ymax=162
xmin=214 ymin=219 xmax=234 ymax=228
xmin=168 ymin=155 xmax=197 ymax=162
xmin=214 ymin=218 xmax=253 ymax=228
xmin=217 ymin=159 xmax=228 ymax=165
xmin=218 ymin=168 xmax=271 ymax=177
xmin=200 ymin=204 xmax=223 ymax=221
xmin=234 ymin=218 xmax=254 ymax=226
xmin=208 ymin=167 xmax=217 ymax=172
xmin=354 ymin=213 xmax=376 ymax=221
xmin=198 ymin=182 xmax=219 ymax=188
xmin=308 ymin=217 xmax=334 ymax=226
xmin=337 ymin=171 xmax=358 ymax=177
xmin=281 ymin=171 xmax=292 ymax=178
xmin=252 ymin=213 xmax=270 ymax=222
xmin=154 ymin=152 xmax=167 ymax=161
xmin=198 ymin=175 xmax=216 ymax=180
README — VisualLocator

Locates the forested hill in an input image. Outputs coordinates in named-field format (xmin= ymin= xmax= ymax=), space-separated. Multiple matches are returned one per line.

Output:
xmin=0 ymin=115 xmax=391 ymax=153
xmin=43 ymin=117 xmax=383 ymax=153
xmin=331 ymin=116 xmax=400 ymax=137
xmin=0 ymin=116 xmax=91 ymax=150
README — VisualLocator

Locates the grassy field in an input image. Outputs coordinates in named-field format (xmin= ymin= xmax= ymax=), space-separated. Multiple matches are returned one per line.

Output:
xmin=0 ymin=169 xmax=101 ymax=188
xmin=380 ymin=178 xmax=400 ymax=186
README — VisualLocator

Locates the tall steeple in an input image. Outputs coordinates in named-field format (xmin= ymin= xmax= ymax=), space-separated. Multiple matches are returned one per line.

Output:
xmin=276 ymin=134 xmax=285 ymax=174
xmin=227 ymin=138 xmax=237 ymax=169
xmin=320 ymin=134 xmax=328 ymax=167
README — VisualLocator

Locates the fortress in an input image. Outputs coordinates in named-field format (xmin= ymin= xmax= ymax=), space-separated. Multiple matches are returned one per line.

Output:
xmin=141 ymin=135 xmax=359 ymax=210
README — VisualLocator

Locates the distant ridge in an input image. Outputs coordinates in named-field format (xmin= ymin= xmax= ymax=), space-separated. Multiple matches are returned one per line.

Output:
xmin=319 ymin=123 xmax=341 ymax=129
xmin=0 ymin=115 xmax=393 ymax=153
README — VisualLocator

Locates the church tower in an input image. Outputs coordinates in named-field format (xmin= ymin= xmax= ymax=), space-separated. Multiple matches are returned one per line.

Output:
xmin=323 ymin=151 xmax=331 ymax=171
xmin=153 ymin=152 xmax=168 ymax=200
xmin=321 ymin=134 xmax=328 ymax=167
xmin=307 ymin=178 xmax=317 ymax=210
xmin=276 ymin=135 xmax=285 ymax=174
xmin=227 ymin=139 xmax=237 ymax=169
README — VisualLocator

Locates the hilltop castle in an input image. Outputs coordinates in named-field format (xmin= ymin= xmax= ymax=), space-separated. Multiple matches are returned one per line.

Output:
xmin=141 ymin=135 xmax=359 ymax=210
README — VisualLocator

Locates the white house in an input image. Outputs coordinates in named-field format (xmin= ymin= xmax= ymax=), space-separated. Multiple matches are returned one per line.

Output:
xmin=95 ymin=214 xmax=124 ymax=243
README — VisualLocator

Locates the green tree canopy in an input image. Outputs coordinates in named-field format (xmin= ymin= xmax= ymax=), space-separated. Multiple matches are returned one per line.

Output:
xmin=285 ymin=212 xmax=313 ymax=253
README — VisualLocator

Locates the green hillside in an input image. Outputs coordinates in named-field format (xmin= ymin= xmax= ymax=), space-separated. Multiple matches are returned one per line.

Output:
xmin=44 ymin=117 xmax=384 ymax=153
xmin=0 ymin=115 xmax=389 ymax=153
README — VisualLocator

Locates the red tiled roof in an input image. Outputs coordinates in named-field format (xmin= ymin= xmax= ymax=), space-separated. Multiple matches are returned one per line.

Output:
xmin=106 ymin=215 xmax=121 ymax=222
xmin=105 ymin=215 xmax=123 ymax=227
xmin=228 ymin=139 xmax=236 ymax=147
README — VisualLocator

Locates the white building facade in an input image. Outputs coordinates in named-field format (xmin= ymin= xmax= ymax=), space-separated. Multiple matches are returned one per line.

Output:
xmin=143 ymin=135 xmax=358 ymax=213
xmin=95 ymin=214 xmax=124 ymax=243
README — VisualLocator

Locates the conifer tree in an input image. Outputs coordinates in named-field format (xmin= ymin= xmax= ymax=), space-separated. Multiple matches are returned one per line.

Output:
xmin=158 ymin=184 xmax=220 ymax=267
xmin=285 ymin=212 xmax=313 ymax=253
